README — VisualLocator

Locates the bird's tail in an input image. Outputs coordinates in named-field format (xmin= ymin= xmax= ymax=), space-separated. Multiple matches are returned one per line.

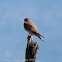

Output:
xmin=37 ymin=33 xmax=44 ymax=42
xmin=37 ymin=33 xmax=44 ymax=38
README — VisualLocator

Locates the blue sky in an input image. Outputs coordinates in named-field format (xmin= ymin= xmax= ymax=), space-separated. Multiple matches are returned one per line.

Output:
xmin=0 ymin=0 xmax=62 ymax=62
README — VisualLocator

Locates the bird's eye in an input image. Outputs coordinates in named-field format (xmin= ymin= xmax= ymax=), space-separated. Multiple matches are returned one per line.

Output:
xmin=24 ymin=19 xmax=28 ymax=22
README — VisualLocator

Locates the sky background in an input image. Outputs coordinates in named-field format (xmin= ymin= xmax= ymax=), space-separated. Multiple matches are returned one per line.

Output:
xmin=0 ymin=0 xmax=62 ymax=62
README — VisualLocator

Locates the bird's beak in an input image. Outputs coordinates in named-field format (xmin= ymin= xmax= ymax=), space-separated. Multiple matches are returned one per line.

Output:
xmin=24 ymin=19 xmax=26 ymax=23
xmin=24 ymin=19 xmax=25 ymax=21
xmin=24 ymin=19 xmax=25 ymax=22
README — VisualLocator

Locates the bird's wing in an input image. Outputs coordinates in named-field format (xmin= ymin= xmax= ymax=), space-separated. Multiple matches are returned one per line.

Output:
xmin=24 ymin=22 xmax=38 ymax=33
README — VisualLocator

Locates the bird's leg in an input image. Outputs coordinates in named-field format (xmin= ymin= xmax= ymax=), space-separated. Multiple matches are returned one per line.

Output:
xmin=31 ymin=35 xmax=33 ymax=42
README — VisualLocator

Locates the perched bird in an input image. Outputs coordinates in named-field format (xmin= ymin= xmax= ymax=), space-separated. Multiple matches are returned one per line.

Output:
xmin=24 ymin=18 xmax=44 ymax=42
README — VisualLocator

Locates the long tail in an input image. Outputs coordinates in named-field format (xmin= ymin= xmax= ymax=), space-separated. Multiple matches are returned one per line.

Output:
xmin=37 ymin=33 xmax=44 ymax=42
xmin=37 ymin=33 xmax=44 ymax=38
xmin=32 ymin=32 xmax=44 ymax=42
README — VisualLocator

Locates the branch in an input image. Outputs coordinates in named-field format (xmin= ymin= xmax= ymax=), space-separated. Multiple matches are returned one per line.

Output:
xmin=25 ymin=35 xmax=39 ymax=62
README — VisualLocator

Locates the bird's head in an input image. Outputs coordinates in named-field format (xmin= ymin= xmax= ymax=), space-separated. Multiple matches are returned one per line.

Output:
xmin=24 ymin=18 xmax=31 ymax=23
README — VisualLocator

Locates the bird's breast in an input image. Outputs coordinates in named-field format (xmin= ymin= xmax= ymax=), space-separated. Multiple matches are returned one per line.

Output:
xmin=24 ymin=23 xmax=31 ymax=31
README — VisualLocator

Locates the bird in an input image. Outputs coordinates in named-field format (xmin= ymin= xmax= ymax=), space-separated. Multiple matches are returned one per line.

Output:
xmin=24 ymin=18 xmax=44 ymax=42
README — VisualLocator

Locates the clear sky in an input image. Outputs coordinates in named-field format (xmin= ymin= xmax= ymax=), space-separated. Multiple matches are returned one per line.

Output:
xmin=0 ymin=0 xmax=62 ymax=62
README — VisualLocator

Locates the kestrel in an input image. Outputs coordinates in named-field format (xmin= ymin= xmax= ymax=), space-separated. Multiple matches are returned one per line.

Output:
xmin=24 ymin=18 xmax=44 ymax=42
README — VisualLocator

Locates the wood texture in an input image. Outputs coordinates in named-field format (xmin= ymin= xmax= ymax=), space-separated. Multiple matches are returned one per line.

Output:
xmin=25 ymin=36 xmax=39 ymax=62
